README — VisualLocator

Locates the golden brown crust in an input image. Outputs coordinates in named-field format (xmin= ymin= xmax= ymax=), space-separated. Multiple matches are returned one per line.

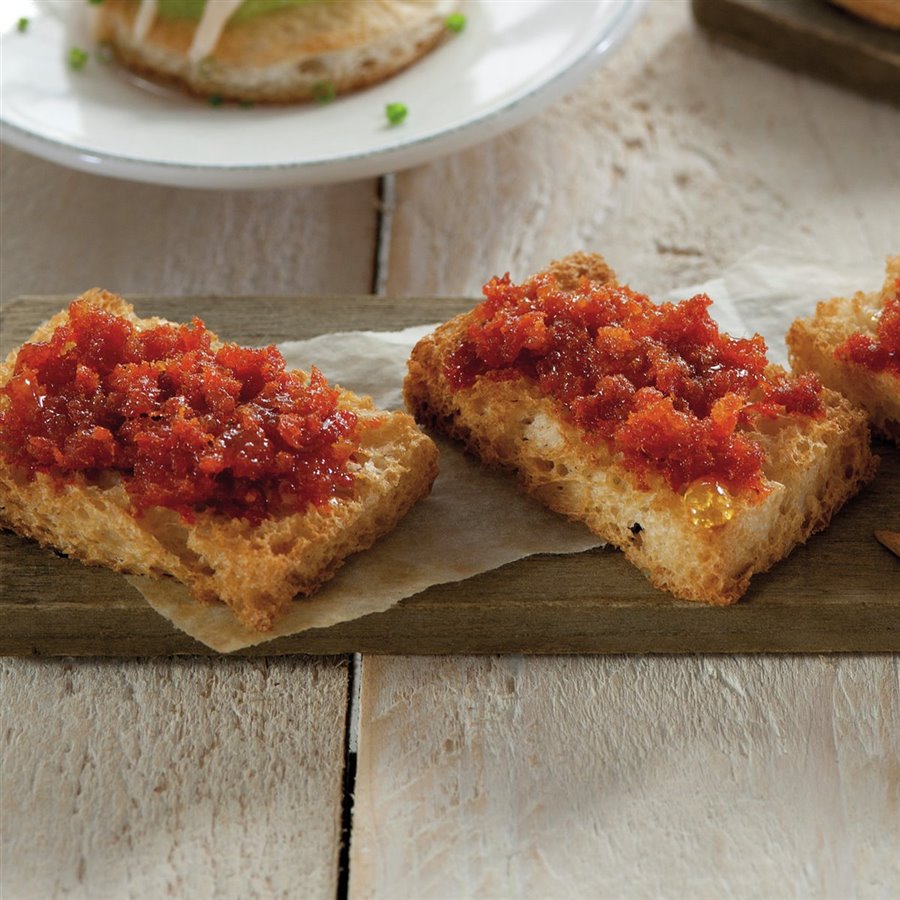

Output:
xmin=95 ymin=0 xmax=456 ymax=103
xmin=541 ymin=252 xmax=618 ymax=291
xmin=404 ymin=253 xmax=878 ymax=605
xmin=830 ymin=0 xmax=900 ymax=29
xmin=787 ymin=256 xmax=900 ymax=445
xmin=0 ymin=290 xmax=439 ymax=631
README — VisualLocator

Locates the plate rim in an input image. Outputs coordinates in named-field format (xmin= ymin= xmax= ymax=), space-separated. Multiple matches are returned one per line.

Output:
xmin=0 ymin=0 xmax=647 ymax=188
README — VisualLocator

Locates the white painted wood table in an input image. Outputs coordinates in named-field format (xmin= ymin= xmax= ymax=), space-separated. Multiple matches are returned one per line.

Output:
xmin=1 ymin=3 xmax=898 ymax=897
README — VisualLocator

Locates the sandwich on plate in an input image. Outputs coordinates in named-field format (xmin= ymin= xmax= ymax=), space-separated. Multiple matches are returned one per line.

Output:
xmin=91 ymin=0 xmax=461 ymax=103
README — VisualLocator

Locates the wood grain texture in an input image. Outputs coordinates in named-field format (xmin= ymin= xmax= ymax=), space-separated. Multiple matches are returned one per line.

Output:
xmin=0 ymin=146 xmax=379 ymax=303
xmin=3 ymin=296 xmax=897 ymax=657
xmin=692 ymin=0 xmax=900 ymax=107
xmin=384 ymin=4 xmax=900 ymax=301
xmin=355 ymin=0 xmax=900 ymax=895
xmin=350 ymin=655 xmax=900 ymax=898
xmin=1 ymin=656 xmax=349 ymax=899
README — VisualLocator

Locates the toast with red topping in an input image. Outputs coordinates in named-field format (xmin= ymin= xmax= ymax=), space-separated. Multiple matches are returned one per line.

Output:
xmin=787 ymin=256 xmax=900 ymax=444
xmin=0 ymin=290 xmax=438 ymax=631
xmin=404 ymin=253 xmax=876 ymax=605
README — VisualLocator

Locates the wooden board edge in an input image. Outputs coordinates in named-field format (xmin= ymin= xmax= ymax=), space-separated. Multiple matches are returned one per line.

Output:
xmin=3 ymin=598 xmax=899 ymax=656
xmin=691 ymin=0 xmax=900 ymax=107
xmin=1 ymin=293 xmax=477 ymax=357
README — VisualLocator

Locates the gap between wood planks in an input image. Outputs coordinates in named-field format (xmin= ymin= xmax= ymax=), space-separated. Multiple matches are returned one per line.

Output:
xmin=336 ymin=653 xmax=361 ymax=899
xmin=337 ymin=172 xmax=396 ymax=899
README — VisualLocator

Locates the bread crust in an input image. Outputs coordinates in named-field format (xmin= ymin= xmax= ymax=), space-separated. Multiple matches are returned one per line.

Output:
xmin=404 ymin=254 xmax=878 ymax=605
xmin=787 ymin=256 xmax=900 ymax=445
xmin=0 ymin=290 xmax=439 ymax=631
xmin=94 ymin=0 xmax=456 ymax=103
xmin=830 ymin=0 xmax=900 ymax=29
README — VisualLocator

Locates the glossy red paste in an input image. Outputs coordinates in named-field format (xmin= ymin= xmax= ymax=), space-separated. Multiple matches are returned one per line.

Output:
xmin=447 ymin=272 xmax=823 ymax=496
xmin=835 ymin=277 xmax=900 ymax=377
xmin=0 ymin=300 xmax=361 ymax=523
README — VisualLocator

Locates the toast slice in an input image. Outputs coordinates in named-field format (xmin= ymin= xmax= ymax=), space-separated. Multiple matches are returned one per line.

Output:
xmin=93 ymin=0 xmax=458 ymax=104
xmin=405 ymin=254 xmax=877 ymax=605
xmin=787 ymin=256 xmax=899 ymax=444
xmin=0 ymin=290 xmax=438 ymax=631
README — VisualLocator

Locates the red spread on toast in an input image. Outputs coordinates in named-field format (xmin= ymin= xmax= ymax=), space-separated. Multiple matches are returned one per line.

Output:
xmin=446 ymin=272 xmax=823 ymax=497
xmin=835 ymin=279 xmax=900 ymax=377
xmin=0 ymin=300 xmax=361 ymax=523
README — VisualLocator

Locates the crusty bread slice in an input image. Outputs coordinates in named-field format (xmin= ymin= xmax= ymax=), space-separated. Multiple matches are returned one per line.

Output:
xmin=94 ymin=0 xmax=457 ymax=104
xmin=787 ymin=256 xmax=899 ymax=445
xmin=0 ymin=290 xmax=438 ymax=631
xmin=404 ymin=254 xmax=877 ymax=605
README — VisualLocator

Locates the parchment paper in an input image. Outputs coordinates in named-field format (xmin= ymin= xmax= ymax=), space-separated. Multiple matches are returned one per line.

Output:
xmin=129 ymin=325 xmax=603 ymax=652
xmin=130 ymin=248 xmax=885 ymax=652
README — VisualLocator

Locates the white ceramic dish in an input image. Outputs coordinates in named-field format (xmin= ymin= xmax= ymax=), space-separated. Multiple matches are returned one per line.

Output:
xmin=0 ymin=0 xmax=645 ymax=189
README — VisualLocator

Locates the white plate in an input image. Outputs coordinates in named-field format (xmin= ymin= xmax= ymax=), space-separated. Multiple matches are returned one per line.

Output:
xmin=0 ymin=0 xmax=645 ymax=189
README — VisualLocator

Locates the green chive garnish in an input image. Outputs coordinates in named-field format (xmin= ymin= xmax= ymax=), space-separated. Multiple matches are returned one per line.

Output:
xmin=68 ymin=47 xmax=89 ymax=70
xmin=88 ymin=0 xmax=105 ymax=5
xmin=240 ymin=99 xmax=255 ymax=109
xmin=385 ymin=102 xmax=408 ymax=126
xmin=208 ymin=94 xmax=223 ymax=107
xmin=16 ymin=17 xmax=29 ymax=32
xmin=312 ymin=81 xmax=336 ymax=104
xmin=445 ymin=12 xmax=466 ymax=32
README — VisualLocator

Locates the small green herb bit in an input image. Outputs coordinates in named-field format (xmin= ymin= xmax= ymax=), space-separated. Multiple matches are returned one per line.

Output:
xmin=68 ymin=47 xmax=89 ymax=70
xmin=208 ymin=94 xmax=224 ymax=107
xmin=16 ymin=17 xmax=29 ymax=33
xmin=445 ymin=12 xmax=466 ymax=32
xmin=385 ymin=102 xmax=408 ymax=126
xmin=88 ymin=0 xmax=105 ymax=5
xmin=240 ymin=99 xmax=256 ymax=109
xmin=312 ymin=81 xmax=336 ymax=104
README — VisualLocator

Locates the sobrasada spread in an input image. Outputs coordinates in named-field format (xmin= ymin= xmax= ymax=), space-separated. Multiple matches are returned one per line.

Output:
xmin=836 ymin=276 xmax=900 ymax=377
xmin=0 ymin=300 xmax=362 ymax=524
xmin=447 ymin=271 xmax=823 ymax=499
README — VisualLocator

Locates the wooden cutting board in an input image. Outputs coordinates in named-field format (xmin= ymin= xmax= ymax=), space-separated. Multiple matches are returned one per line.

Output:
xmin=692 ymin=0 xmax=900 ymax=107
xmin=2 ymin=295 xmax=898 ymax=656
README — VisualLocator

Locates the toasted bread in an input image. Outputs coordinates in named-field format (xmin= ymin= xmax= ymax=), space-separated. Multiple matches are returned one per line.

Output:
xmin=404 ymin=254 xmax=877 ymax=605
xmin=787 ymin=256 xmax=899 ymax=445
xmin=93 ymin=0 xmax=458 ymax=104
xmin=830 ymin=0 xmax=900 ymax=29
xmin=0 ymin=290 xmax=438 ymax=631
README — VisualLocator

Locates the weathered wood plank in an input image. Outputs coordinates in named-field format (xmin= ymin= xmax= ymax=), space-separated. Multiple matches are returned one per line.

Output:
xmin=349 ymin=655 xmax=900 ymax=897
xmin=692 ymin=0 xmax=900 ymax=107
xmin=1 ymin=655 xmax=350 ymax=898
xmin=0 ymin=147 xmax=379 ymax=303
xmin=2 ymin=296 xmax=897 ymax=657
xmin=354 ymin=1 xmax=900 ymax=894
xmin=384 ymin=6 xmax=900 ymax=301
